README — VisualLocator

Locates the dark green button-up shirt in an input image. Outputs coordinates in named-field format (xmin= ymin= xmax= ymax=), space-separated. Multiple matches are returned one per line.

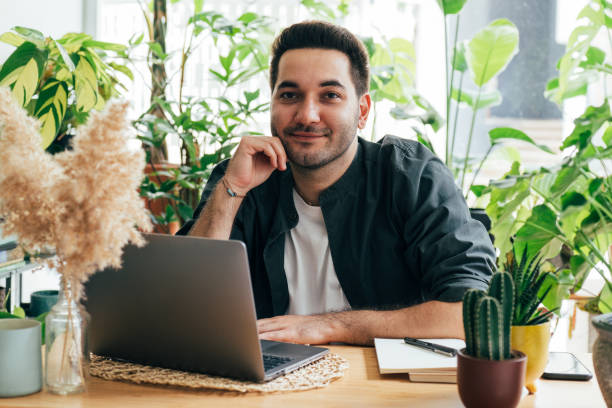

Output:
xmin=178 ymin=135 xmax=495 ymax=318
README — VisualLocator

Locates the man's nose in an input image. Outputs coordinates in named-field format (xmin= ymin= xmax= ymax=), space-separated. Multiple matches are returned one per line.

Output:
xmin=294 ymin=97 xmax=320 ymax=124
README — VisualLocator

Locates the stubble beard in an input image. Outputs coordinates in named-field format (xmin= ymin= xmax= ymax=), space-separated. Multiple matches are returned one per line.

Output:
xmin=271 ymin=116 xmax=360 ymax=171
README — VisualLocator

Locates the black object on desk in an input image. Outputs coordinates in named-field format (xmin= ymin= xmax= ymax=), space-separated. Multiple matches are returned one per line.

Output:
xmin=404 ymin=337 xmax=458 ymax=357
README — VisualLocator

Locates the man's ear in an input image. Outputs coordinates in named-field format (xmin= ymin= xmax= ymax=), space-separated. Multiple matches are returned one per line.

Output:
xmin=358 ymin=93 xmax=372 ymax=129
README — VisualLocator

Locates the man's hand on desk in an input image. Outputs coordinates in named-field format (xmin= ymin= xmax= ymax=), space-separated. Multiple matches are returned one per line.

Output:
xmin=257 ymin=314 xmax=352 ymax=345
xmin=257 ymin=301 xmax=464 ymax=346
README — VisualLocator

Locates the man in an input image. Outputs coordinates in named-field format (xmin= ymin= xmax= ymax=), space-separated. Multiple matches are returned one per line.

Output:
xmin=178 ymin=21 xmax=495 ymax=345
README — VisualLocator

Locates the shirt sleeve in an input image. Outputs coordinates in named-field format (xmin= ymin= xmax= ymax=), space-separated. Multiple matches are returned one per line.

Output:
xmin=401 ymin=155 xmax=495 ymax=302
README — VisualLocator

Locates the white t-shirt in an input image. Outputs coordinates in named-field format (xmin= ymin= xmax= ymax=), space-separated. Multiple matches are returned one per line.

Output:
xmin=284 ymin=189 xmax=351 ymax=315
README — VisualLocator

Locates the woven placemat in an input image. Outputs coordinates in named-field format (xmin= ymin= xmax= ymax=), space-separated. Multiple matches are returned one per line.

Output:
xmin=89 ymin=353 xmax=348 ymax=393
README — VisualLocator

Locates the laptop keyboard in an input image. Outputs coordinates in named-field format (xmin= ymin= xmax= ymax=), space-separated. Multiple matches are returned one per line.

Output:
xmin=262 ymin=354 xmax=292 ymax=371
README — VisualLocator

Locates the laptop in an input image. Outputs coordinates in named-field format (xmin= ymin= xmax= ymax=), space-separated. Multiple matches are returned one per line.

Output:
xmin=83 ymin=233 xmax=329 ymax=382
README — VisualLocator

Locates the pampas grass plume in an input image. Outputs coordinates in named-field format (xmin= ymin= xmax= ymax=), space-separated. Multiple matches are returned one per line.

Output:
xmin=0 ymin=87 xmax=152 ymax=298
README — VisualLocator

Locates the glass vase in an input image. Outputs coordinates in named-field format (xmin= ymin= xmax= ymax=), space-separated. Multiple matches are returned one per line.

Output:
xmin=44 ymin=282 xmax=85 ymax=394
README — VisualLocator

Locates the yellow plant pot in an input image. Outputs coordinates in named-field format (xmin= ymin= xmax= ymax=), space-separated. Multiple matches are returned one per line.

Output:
xmin=511 ymin=321 xmax=551 ymax=394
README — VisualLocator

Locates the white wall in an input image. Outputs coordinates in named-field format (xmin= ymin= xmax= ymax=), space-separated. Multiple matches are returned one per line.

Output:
xmin=0 ymin=0 xmax=86 ymax=61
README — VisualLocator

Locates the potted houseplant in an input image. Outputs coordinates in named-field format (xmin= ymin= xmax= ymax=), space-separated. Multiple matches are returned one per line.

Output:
xmin=457 ymin=272 xmax=527 ymax=408
xmin=0 ymin=26 xmax=131 ymax=154
xmin=504 ymin=247 xmax=556 ymax=394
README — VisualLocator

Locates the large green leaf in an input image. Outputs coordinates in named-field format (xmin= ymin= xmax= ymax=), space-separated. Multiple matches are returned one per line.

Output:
xmin=13 ymin=26 xmax=45 ymax=47
xmin=74 ymin=56 xmax=99 ymax=112
xmin=466 ymin=19 xmax=519 ymax=87
xmin=489 ymin=127 xmax=554 ymax=153
xmin=451 ymin=87 xmax=501 ymax=110
xmin=34 ymin=80 xmax=69 ymax=149
xmin=0 ymin=32 xmax=25 ymax=47
xmin=515 ymin=204 xmax=563 ymax=260
xmin=540 ymin=269 xmax=573 ymax=313
xmin=436 ymin=0 xmax=467 ymax=14
xmin=0 ymin=42 xmax=47 ymax=106
xmin=561 ymin=100 xmax=611 ymax=151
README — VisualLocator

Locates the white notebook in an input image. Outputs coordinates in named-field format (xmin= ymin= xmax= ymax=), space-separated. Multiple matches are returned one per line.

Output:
xmin=374 ymin=338 xmax=465 ymax=375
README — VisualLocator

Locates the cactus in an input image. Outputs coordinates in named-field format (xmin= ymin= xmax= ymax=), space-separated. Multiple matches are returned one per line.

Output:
xmin=463 ymin=289 xmax=485 ymax=356
xmin=488 ymin=271 xmax=514 ymax=359
xmin=475 ymin=296 xmax=503 ymax=360
xmin=462 ymin=271 xmax=514 ymax=360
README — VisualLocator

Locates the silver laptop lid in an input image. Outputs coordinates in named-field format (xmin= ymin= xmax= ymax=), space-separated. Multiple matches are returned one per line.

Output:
xmin=84 ymin=233 xmax=266 ymax=381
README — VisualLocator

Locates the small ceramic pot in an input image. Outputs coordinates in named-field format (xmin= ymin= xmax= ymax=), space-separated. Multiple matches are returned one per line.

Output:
xmin=592 ymin=313 xmax=612 ymax=407
xmin=457 ymin=348 xmax=526 ymax=408
xmin=29 ymin=289 xmax=59 ymax=317
xmin=511 ymin=321 xmax=551 ymax=394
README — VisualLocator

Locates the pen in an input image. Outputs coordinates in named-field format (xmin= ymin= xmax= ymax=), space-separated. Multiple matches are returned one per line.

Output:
xmin=403 ymin=337 xmax=457 ymax=357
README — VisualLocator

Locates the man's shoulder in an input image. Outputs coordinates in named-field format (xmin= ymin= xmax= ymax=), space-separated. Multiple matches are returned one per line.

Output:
xmin=359 ymin=135 xmax=439 ymax=170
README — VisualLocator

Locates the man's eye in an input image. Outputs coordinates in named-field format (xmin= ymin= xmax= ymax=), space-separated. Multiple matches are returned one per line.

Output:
xmin=279 ymin=92 xmax=297 ymax=100
xmin=325 ymin=92 xmax=340 ymax=99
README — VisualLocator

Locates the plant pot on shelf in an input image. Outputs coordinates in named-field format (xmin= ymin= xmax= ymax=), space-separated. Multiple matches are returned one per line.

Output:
xmin=28 ymin=289 xmax=59 ymax=317
xmin=511 ymin=321 xmax=551 ymax=394
xmin=143 ymin=163 xmax=180 ymax=235
xmin=592 ymin=313 xmax=612 ymax=407
xmin=457 ymin=348 xmax=527 ymax=408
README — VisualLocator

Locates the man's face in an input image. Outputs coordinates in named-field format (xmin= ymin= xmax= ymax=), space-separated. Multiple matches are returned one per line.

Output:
xmin=270 ymin=48 xmax=370 ymax=170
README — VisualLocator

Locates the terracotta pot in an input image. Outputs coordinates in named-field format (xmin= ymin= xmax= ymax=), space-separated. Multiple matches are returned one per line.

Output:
xmin=592 ymin=313 xmax=612 ymax=407
xmin=511 ymin=321 xmax=551 ymax=394
xmin=143 ymin=163 xmax=180 ymax=235
xmin=457 ymin=348 xmax=526 ymax=408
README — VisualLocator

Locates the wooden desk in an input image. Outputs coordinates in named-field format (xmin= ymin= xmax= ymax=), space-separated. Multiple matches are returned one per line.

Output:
xmin=3 ymin=346 xmax=605 ymax=407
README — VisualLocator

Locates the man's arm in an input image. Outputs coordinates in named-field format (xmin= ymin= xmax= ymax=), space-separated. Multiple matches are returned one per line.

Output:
xmin=257 ymin=301 xmax=463 ymax=346
xmin=188 ymin=136 xmax=287 ymax=239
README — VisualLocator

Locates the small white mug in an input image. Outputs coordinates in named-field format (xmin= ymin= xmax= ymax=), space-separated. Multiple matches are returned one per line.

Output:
xmin=0 ymin=319 xmax=42 ymax=397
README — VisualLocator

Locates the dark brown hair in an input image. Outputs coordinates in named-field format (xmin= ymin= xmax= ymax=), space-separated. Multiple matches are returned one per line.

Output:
xmin=269 ymin=20 xmax=370 ymax=96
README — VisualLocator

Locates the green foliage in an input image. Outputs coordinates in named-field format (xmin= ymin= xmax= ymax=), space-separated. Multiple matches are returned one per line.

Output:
xmin=465 ymin=19 xmax=519 ymax=87
xmin=546 ymin=1 xmax=612 ymax=104
xmin=436 ymin=0 xmax=468 ymax=15
xmin=437 ymin=6 xmax=536 ymax=198
xmin=135 ymin=5 xmax=273 ymax=229
xmin=365 ymin=33 xmax=441 ymax=143
xmin=0 ymin=27 xmax=131 ymax=151
xmin=503 ymin=247 xmax=557 ymax=325
xmin=484 ymin=102 xmax=611 ymax=314
xmin=463 ymin=272 xmax=514 ymax=361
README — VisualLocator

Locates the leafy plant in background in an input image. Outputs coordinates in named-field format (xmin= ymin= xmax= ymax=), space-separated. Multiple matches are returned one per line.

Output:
xmin=484 ymin=0 xmax=612 ymax=314
xmin=0 ymin=27 xmax=131 ymax=153
xmin=133 ymin=0 xmax=273 ymax=231
xmin=435 ymin=1 xmax=553 ymax=198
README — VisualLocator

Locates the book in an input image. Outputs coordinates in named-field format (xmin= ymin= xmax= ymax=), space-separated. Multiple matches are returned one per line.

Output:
xmin=374 ymin=338 xmax=466 ymax=383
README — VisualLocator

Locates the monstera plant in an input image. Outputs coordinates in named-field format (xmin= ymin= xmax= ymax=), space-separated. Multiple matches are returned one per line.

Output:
xmin=0 ymin=26 xmax=131 ymax=153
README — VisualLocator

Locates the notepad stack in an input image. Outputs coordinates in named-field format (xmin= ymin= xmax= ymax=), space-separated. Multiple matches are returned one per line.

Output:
xmin=374 ymin=338 xmax=466 ymax=383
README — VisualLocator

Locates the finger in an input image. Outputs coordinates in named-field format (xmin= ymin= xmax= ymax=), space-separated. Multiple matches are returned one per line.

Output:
xmin=259 ymin=329 xmax=299 ymax=344
xmin=269 ymin=138 xmax=287 ymax=170
xmin=253 ymin=140 xmax=280 ymax=169
xmin=257 ymin=316 xmax=290 ymax=333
